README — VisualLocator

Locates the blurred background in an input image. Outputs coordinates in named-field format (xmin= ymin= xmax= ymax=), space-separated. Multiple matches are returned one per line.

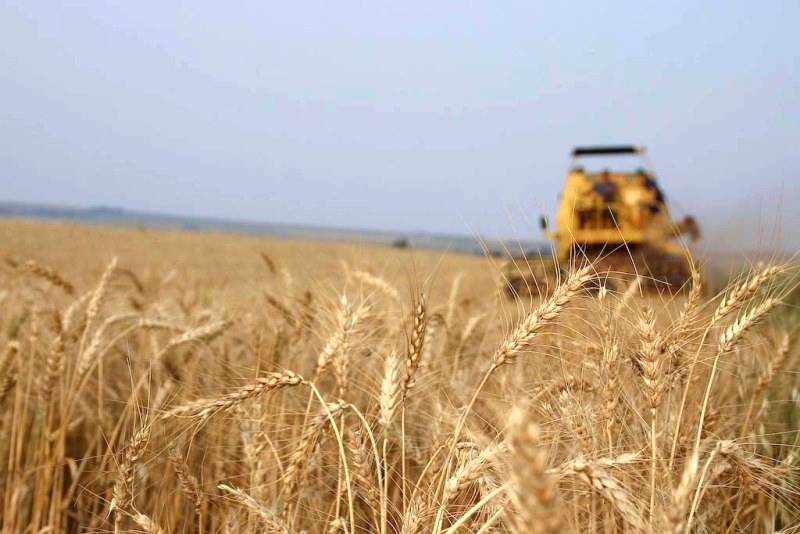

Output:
xmin=1 ymin=1 xmax=798 ymax=252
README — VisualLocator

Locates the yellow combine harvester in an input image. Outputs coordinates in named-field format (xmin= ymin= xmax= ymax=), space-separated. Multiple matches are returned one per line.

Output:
xmin=504 ymin=145 xmax=700 ymax=296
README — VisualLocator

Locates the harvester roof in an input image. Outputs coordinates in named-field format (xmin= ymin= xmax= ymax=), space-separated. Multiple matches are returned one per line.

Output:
xmin=571 ymin=145 xmax=644 ymax=156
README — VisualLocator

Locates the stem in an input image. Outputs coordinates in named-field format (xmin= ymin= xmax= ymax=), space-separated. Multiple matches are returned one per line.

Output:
xmin=306 ymin=382 xmax=356 ymax=534
xmin=650 ymin=407 xmax=657 ymax=527
xmin=401 ymin=404 xmax=407 ymax=516
xmin=347 ymin=404 xmax=385 ymax=534
xmin=669 ymin=325 xmax=712 ymax=470
xmin=474 ymin=508 xmax=504 ymax=534
xmin=739 ymin=386 xmax=762 ymax=438
xmin=432 ymin=364 xmax=496 ymax=533
xmin=693 ymin=347 xmax=725 ymax=454
xmin=443 ymin=482 xmax=509 ymax=533
xmin=685 ymin=445 xmax=720 ymax=534
xmin=382 ymin=438 xmax=389 ymax=534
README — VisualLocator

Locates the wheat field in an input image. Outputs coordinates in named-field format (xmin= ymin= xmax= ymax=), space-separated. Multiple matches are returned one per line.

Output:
xmin=0 ymin=219 xmax=798 ymax=533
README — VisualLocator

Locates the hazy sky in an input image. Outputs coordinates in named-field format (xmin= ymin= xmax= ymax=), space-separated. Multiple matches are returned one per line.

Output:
xmin=2 ymin=2 xmax=798 ymax=246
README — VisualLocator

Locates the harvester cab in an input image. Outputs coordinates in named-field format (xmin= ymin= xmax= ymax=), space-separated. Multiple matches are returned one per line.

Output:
xmin=503 ymin=145 xmax=700 ymax=296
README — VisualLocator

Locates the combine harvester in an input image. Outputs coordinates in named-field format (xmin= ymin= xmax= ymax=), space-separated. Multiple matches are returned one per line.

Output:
xmin=503 ymin=145 xmax=700 ymax=296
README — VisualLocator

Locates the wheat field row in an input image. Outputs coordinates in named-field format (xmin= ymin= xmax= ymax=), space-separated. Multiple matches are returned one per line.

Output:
xmin=0 ymin=220 xmax=798 ymax=533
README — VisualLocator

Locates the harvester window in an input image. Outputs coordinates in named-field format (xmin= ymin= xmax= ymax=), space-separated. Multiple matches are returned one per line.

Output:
xmin=592 ymin=171 xmax=617 ymax=202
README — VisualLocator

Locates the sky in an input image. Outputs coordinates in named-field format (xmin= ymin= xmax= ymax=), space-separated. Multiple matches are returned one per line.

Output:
xmin=1 ymin=1 xmax=798 ymax=248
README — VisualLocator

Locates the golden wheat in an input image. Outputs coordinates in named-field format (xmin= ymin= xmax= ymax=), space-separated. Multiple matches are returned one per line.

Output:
xmin=0 ymin=220 xmax=797 ymax=533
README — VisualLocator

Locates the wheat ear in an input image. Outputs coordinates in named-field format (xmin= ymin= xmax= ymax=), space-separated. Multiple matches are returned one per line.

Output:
xmin=130 ymin=513 xmax=166 ymax=534
xmin=345 ymin=429 xmax=381 ymax=514
xmin=0 ymin=341 xmax=20 ymax=403
xmin=168 ymin=445 xmax=202 ymax=518
xmin=402 ymin=294 xmax=427 ymax=396
xmin=508 ymin=408 xmax=560 ymax=534
xmin=156 ymin=318 xmax=230 ymax=360
xmin=740 ymin=331 xmax=792 ymax=435
xmin=352 ymin=270 xmax=401 ymax=305
xmin=669 ymin=265 xmax=784 ymax=468
xmin=560 ymin=458 xmax=646 ymax=531
xmin=668 ymin=449 xmax=699 ymax=533
xmin=435 ymin=265 xmax=595 ymax=528
xmin=327 ymin=517 xmax=349 ymax=534
xmin=111 ymin=424 xmax=151 ymax=531
xmin=162 ymin=370 xmax=304 ymax=420
xmin=712 ymin=264 xmax=783 ymax=325
xmin=218 ymin=483 xmax=290 ymax=533
xmin=281 ymin=400 xmax=348 ymax=517
xmin=78 ymin=256 xmax=118 ymax=354
xmin=379 ymin=351 xmax=402 ymax=430
xmin=443 ymin=441 xmax=505 ymax=505
xmin=40 ymin=333 xmax=65 ymax=406
xmin=259 ymin=251 xmax=278 ymax=275
xmin=602 ymin=341 xmax=621 ymax=444
xmin=24 ymin=259 xmax=75 ymax=294
xmin=494 ymin=265 xmax=594 ymax=368
xmin=637 ymin=307 xmax=665 ymax=525
xmin=76 ymin=313 xmax=138 ymax=376
xmin=718 ymin=297 xmax=779 ymax=354
xmin=314 ymin=295 xmax=369 ymax=380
